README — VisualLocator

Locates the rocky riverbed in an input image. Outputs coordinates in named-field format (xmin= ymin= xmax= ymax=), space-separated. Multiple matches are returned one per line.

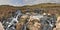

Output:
xmin=0 ymin=9 xmax=58 ymax=30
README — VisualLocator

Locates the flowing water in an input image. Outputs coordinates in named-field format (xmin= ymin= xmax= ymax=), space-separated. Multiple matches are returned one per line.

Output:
xmin=2 ymin=10 xmax=22 ymax=30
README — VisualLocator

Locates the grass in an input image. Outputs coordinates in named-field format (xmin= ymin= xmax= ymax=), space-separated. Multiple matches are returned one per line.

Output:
xmin=0 ymin=3 xmax=60 ymax=19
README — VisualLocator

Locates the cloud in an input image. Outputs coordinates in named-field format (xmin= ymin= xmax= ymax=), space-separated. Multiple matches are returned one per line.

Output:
xmin=23 ymin=0 xmax=60 ymax=5
xmin=0 ymin=0 xmax=10 ymax=5
xmin=0 ymin=0 xmax=60 ymax=6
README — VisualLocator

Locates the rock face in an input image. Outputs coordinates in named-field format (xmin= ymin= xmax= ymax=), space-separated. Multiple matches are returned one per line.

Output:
xmin=0 ymin=22 xmax=4 ymax=30
xmin=56 ymin=16 xmax=60 ymax=30
xmin=16 ymin=15 xmax=30 ymax=30
xmin=16 ymin=12 xmax=56 ymax=30
xmin=26 ymin=15 xmax=41 ymax=30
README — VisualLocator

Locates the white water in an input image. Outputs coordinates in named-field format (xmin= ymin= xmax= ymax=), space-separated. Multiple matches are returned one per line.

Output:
xmin=6 ymin=10 xmax=22 ymax=30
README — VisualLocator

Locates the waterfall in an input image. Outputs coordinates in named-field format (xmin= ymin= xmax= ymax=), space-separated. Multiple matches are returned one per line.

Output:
xmin=2 ymin=10 xmax=22 ymax=30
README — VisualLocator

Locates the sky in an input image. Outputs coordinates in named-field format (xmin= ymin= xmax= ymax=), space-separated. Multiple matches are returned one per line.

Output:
xmin=0 ymin=0 xmax=60 ymax=6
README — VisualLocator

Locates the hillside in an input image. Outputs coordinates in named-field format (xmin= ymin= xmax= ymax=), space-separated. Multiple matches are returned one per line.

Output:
xmin=0 ymin=3 xmax=60 ymax=19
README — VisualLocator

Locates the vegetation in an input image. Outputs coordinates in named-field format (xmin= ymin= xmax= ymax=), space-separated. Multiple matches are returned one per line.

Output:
xmin=0 ymin=3 xmax=60 ymax=19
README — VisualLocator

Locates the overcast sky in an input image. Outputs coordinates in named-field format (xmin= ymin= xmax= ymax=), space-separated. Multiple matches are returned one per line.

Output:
xmin=0 ymin=0 xmax=60 ymax=6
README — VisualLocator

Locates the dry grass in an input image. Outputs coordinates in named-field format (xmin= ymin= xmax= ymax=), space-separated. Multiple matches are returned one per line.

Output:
xmin=0 ymin=3 xmax=60 ymax=19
